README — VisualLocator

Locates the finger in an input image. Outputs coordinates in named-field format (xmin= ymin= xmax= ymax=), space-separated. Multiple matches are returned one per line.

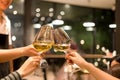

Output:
xmin=65 ymin=54 xmax=69 ymax=59
xmin=40 ymin=53 xmax=46 ymax=58
xmin=32 ymin=61 xmax=39 ymax=67
xmin=66 ymin=59 xmax=73 ymax=65
xmin=66 ymin=50 xmax=75 ymax=57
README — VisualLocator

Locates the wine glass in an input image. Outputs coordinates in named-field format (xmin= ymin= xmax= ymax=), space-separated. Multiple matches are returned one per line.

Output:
xmin=33 ymin=25 xmax=54 ymax=69
xmin=53 ymin=27 xmax=71 ymax=53
xmin=53 ymin=27 xmax=75 ymax=78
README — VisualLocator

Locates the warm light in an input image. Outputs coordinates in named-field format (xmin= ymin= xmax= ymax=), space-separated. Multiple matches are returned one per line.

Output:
xmin=13 ymin=10 xmax=18 ymax=15
xmin=14 ymin=22 xmax=21 ymax=28
xmin=49 ymin=13 xmax=54 ymax=17
xmin=97 ymin=58 xmax=101 ymax=61
xmin=80 ymin=40 xmax=85 ymax=45
xmin=112 ymin=50 xmax=117 ymax=56
xmin=33 ymin=23 xmax=41 ymax=28
xmin=57 ymin=15 xmax=62 ymax=19
xmin=103 ymin=59 xmax=107 ymax=64
xmin=63 ymin=25 xmax=72 ymax=30
xmin=40 ymin=17 xmax=45 ymax=21
xmin=36 ymin=8 xmax=40 ymax=12
xmin=101 ymin=47 xmax=106 ymax=52
xmin=49 ymin=8 xmax=54 ymax=12
xmin=36 ymin=13 xmax=40 ymax=17
xmin=9 ymin=5 xmax=13 ymax=9
xmin=109 ymin=24 xmax=117 ymax=28
xmin=96 ymin=44 xmax=100 ymax=49
xmin=105 ymin=49 xmax=110 ymax=54
xmin=86 ymin=27 xmax=94 ymax=31
xmin=94 ymin=62 xmax=98 ymax=66
xmin=65 ymin=4 xmax=70 ymax=8
xmin=83 ymin=22 xmax=95 ymax=27
xmin=52 ymin=19 xmax=64 ymax=25
xmin=47 ymin=23 xmax=53 ymax=28
xmin=60 ymin=11 xmax=65 ymax=15
xmin=12 ymin=36 xmax=16 ymax=41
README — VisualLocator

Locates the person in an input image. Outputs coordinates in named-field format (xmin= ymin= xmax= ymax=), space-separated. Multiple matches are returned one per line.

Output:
xmin=0 ymin=45 xmax=43 ymax=80
xmin=106 ymin=55 xmax=120 ymax=79
xmin=0 ymin=45 xmax=39 ymax=62
xmin=0 ymin=0 xmax=14 ymax=77
xmin=65 ymin=49 xmax=119 ymax=80
xmin=1 ymin=56 xmax=41 ymax=80
xmin=109 ymin=64 xmax=120 ymax=79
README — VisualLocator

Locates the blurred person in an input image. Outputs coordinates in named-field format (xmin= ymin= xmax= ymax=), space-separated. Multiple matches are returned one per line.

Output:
xmin=0 ymin=0 xmax=13 ymax=77
xmin=109 ymin=64 xmax=120 ymax=79
xmin=106 ymin=55 xmax=120 ymax=79
xmin=65 ymin=49 xmax=119 ymax=80
xmin=0 ymin=44 xmax=44 ymax=80
xmin=1 ymin=56 xmax=42 ymax=80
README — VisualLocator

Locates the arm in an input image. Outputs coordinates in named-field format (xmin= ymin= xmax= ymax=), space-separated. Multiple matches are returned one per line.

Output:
xmin=0 ymin=45 xmax=39 ymax=62
xmin=83 ymin=62 xmax=119 ymax=80
xmin=1 ymin=56 xmax=41 ymax=80
xmin=0 ymin=71 xmax=22 ymax=80
xmin=66 ymin=50 xmax=119 ymax=80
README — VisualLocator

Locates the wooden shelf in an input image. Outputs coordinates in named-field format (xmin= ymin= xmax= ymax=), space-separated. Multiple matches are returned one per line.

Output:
xmin=45 ymin=54 xmax=106 ymax=58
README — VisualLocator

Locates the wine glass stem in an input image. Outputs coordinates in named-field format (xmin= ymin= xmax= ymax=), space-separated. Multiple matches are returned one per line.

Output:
xmin=38 ymin=52 xmax=48 ymax=68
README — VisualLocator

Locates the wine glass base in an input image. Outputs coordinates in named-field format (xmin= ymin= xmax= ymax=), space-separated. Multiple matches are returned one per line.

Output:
xmin=40 ymin=59 xmax=48 ymax=69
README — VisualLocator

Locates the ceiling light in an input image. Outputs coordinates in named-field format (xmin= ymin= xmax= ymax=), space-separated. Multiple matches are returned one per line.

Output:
xmin=86 ymin=27 xmax=94 ymax=31
xmin=33 ymin=23 xmax=41 ymax=28
xmin=52 ymin=19 xmax=64 ymax=25
xmin=47 ymin=23 xmax=53 ymax=28
xmin=83 ymin=22 xmax=95 ymax=27
xmin=109 ymin=24 xmax=117 ymax=28
xmin=63 ymin=25 xmax=72 ymax=30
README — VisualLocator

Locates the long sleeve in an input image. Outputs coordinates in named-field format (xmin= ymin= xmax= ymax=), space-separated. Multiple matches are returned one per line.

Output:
xmin=0 ymin=71 xmax=22 ymax=80
xmin=4 ymin=14 xmax=12 ymax=45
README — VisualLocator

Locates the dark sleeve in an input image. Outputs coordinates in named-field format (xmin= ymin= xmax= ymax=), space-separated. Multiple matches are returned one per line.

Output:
xmin=0 ymin=71 xmax=22 ymax=80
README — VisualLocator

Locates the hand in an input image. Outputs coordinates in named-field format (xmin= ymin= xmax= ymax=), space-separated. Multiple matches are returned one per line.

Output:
xmin=21 ymin=45 xmax=39 ymax=56
xmin=17 ymin=56 xmax=41 ymax=77
xmin=66 ymin=49 xmax=87 ymax=69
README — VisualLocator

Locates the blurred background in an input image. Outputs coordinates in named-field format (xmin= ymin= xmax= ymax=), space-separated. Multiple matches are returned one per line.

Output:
xmin=5 ymin=0 xmax=119 ymax=80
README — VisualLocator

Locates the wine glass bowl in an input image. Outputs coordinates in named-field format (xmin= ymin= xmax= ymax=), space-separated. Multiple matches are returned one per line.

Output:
xmin=33 ymin=40 xmax=53 ymax=53
xmin=53 ymin=27 xmax=71 ymax=53
xmin=33 ymin=25 xmax=54 ymax=52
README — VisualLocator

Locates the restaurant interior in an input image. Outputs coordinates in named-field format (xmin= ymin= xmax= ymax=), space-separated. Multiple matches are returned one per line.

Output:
xmin=4 ymin=0 xmax=120 ymax=80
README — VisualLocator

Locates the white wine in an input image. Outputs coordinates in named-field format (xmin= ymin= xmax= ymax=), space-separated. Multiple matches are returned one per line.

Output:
xmin=33 ymin=41 xmax=53 ymax=52
xmin=53 ymin=44 xmax=70 ymax=52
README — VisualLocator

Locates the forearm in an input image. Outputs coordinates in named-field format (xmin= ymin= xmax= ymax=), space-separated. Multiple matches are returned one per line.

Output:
xmin=0 ymin=48 xmax=24 ymax=62
xmin=0 ymin=71 xmax=22 ymax=80
xmin=83 ymin=62 xmax=119 ymax=80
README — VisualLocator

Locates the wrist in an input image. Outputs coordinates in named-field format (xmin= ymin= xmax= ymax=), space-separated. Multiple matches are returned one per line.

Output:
xmin=78 ymin=61 xmax=90 ymax=69
xmin=17 ymin=70 xmax=24 ymax=78
xmin=14 ymin=71 xmax=23 ymax=79
xmin=19 ymin=47 xmax=26 ymax=57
